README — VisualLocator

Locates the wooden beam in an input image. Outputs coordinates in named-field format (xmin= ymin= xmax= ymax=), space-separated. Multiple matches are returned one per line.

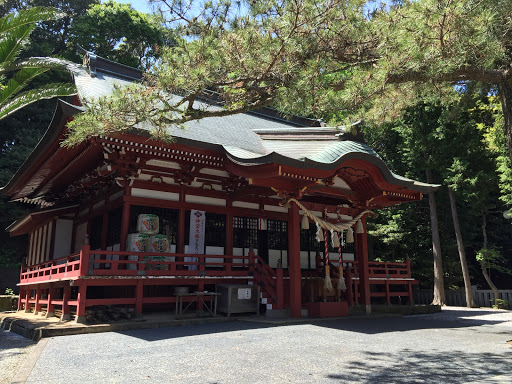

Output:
xmin=288 ymin=203 xmax=301 ymax=318
xmin=356 ymin=216 xmax=371 ymax=313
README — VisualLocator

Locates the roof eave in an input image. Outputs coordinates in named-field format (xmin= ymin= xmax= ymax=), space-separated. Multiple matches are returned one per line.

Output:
xmin=224 ymin=147 xmax=439 ymax=194
xmin=0 ymin=99 xmax=83 ymax=197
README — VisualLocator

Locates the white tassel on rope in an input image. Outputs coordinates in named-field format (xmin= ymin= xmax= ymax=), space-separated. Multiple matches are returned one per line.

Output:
xmin=301 ymin=214 xmax=310 ymax=230
xmin=337 ymin=268 xmax=347 ymax=291
xmin=346 ymin=227 xmax=354 ymax=243
xmin=356 ymin=219 xmax=364 ymax=234
xmin=331 ymin=229 xmax=340 ymax=248
xmin=316 ymin=222 xmax=324 ymax=242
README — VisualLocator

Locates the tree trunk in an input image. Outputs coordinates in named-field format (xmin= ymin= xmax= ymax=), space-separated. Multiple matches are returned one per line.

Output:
xmin=481 ymin=268 xmax=500 ymax=307
xmin=448 ymin=187 xmax=476 ymax=307
xmin=499 ymin=82 xmax=512 ymax=165
xmin=481 ymin=214 xmax=500 ymax=306
xmin=426 ymin=169 xmax=445 ymax=305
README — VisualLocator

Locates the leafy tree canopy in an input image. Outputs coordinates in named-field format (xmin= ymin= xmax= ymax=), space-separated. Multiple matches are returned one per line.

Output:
xmin=69 ymin=0 xmax=166 ymax=69
xmin=64 ymin=0 xmax=512 ymax=155
xmin=0 ymin=6 xmax=77 ymax=120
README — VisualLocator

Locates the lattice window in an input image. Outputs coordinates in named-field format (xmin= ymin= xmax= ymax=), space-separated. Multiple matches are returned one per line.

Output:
xmin=233 ymin=216 xmax=258 ymax=248
xmin=267 ymin=220 xmax=288 ymax=250
xmin=300 ymin=226 xmax=354 ymax=253
xmin=184 ymin=211 xmax=226 ymax=247
xmin=129 ymin=205 xmax=179 ymax=244
xmin=205 ymin=213 xmax=226 ymax=247
xmin=343 ymin=231 xmax=355 ymax=253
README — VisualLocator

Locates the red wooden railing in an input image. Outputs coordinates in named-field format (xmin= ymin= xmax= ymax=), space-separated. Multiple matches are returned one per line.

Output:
xmin=19 ymin=248 xmax=253 ymax=283
xmin=368 ymin=261 xmax=411 ymax=278
xmin=253 ymin=253 xmax=285 ymax=309
xmin=86 ymin=250 xmax=251 ymax=277
xmin=20 ymin=253 xmax=82 ymax=284
xmin=19 ymin=246 xmax=414 ymax=312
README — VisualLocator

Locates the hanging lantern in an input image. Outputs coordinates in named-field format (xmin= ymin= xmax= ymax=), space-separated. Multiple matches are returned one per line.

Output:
xmin=346 ymin=227 xmax=354 ymax=243
xmin=301 ymin=214 xmax=310 ymax=230
xmin=356 ymin=219 xmax=364 ymax=234
xmin=316 ymin=222 xmax=324 ymax=242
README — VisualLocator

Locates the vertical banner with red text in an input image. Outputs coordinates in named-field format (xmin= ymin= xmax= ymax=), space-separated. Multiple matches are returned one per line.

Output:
xmin=186 ymin=210 xmax=205 ymax=270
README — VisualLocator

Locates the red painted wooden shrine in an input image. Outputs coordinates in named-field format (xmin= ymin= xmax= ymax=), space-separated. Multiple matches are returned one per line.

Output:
xmin=2 ymin=52 xmax=438 ymax=322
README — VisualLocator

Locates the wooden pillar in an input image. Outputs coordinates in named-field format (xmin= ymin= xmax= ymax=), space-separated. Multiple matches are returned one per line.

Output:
xmin=34 ymin=287 xmax=41 ymax=314
xmin=356 ymin=216 xmax=371 ymax=313
xmin=75 ymin=284 xmax=87 ymax=323
xmin=61 ymin=285 xmax=71 ymax=321
xmin=346 ymin=266 xmax=353 ymax=307
xmin=177 ymin=188 xmax=186 ymax=270
xmin=136 ymin=280 xmax=143 ymax=314
xmin=178 ymin=207 xmax=186 ymax=254
xmin=225 ymin=201 xmax=233 ymax=272
xmin=46 ymin=287 xmax=55 ymax=318
xmin=120 ymin=197 xmax=131 ymax=252
xmin=79 ymin=244 xmax=91 ymax=277
xmin=405 ymin=257 xmax=414 ymax=304
xmin=18 ymin=288 xmax=24 ymax=311
xmin=248 ymin=249 xmax=255 ymax=276
xmin=276 ymin=268 xmax=284 ymax=310
xmin=197 ymin=277 xmax=205 ymax=311
xmin=23 ymin=289 xmax=31 ymax=312
xmin=385 ymin=280 xmax=390 ymax=305
xmin=288 ymin=203 xmax=301 ymax=318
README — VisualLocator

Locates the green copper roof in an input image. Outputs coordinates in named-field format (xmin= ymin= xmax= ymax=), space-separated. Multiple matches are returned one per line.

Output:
xmin=71 ymin=56 xmax=439 ymax=194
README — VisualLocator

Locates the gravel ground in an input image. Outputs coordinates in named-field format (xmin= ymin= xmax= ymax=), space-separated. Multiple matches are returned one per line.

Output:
xmin=0 ymin=329 xmax=36 ymax=384
xmin=21 ymin=306 xmax=512 ymax=384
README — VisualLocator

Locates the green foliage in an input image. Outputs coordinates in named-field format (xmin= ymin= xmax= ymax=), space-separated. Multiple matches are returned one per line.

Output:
xmin=0 ymin=7 xmax=76 ymax=120
xmin=475 ymin=97 xmax=512 ymax=207
xmin=4 ymin=288 xmax=14 ymax=295
xmin=0 ymin=1 xmax=167 ymax=267
xmin=364 ymin=90 xmax=512 ymax=289
xmin=476 ymin=248 xmax=511 ymax=275
xmin=491 ymin=298 xmax=509 ymax=309
xmin=23 ymin=0 xmax=100 ymax=57
xmin=64 ymin=0 xmax=512 ymax=145
xmin=64 ymin=0 xmax=373 ymax=144
xmin=64 ymin=83 xmax=175 ymax=146
xmin=69 ymin=0 xmax=165 ymax=69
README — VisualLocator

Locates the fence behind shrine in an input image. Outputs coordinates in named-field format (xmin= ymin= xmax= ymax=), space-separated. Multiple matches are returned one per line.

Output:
xmin=414 ymin=288 xmax=512 ymax=309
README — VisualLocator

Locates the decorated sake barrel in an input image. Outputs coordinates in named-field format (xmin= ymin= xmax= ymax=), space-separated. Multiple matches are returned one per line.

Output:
xmin=126 ymin=233 xmax=150 ymax=252
xmin=137 ymin=214 xmax=159 ymax=235
xmin=150 ymin=235 xmax=169 ymax=253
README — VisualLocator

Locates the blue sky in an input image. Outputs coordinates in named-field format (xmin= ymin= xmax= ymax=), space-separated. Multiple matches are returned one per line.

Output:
xmin=115 ymin=0 xmax=153 ymax=13
xmin=114 ymin=1 xmax=383 ymax=18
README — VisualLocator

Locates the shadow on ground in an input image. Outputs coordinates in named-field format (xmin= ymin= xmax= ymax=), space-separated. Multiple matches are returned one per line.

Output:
xmin=314 ymin=315 xmax=506 ymax=335
xmin=326 ymin=348 xmax=512 ymax=383
xmin=119 ymin=308 xmax=511 ymax=341
xmin=119 ymin=320 xmax=273 ymax=341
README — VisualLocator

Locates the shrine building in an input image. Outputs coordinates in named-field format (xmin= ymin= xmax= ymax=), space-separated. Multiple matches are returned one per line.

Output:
xmin=1 ymin=52 xmax=438 ymax=322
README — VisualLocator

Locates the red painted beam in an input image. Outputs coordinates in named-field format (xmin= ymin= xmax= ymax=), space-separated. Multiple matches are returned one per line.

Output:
xmin=288 ymin=203 xmax=301 ymax=318
xmin=356 ymin=216 xmax=370 ymax=311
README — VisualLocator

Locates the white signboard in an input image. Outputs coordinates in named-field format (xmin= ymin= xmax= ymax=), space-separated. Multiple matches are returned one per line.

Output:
xmin=237 ymin=288 xmax=252 ymax=300
xmin=186 ymin=210 xmax=206 ymax=270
